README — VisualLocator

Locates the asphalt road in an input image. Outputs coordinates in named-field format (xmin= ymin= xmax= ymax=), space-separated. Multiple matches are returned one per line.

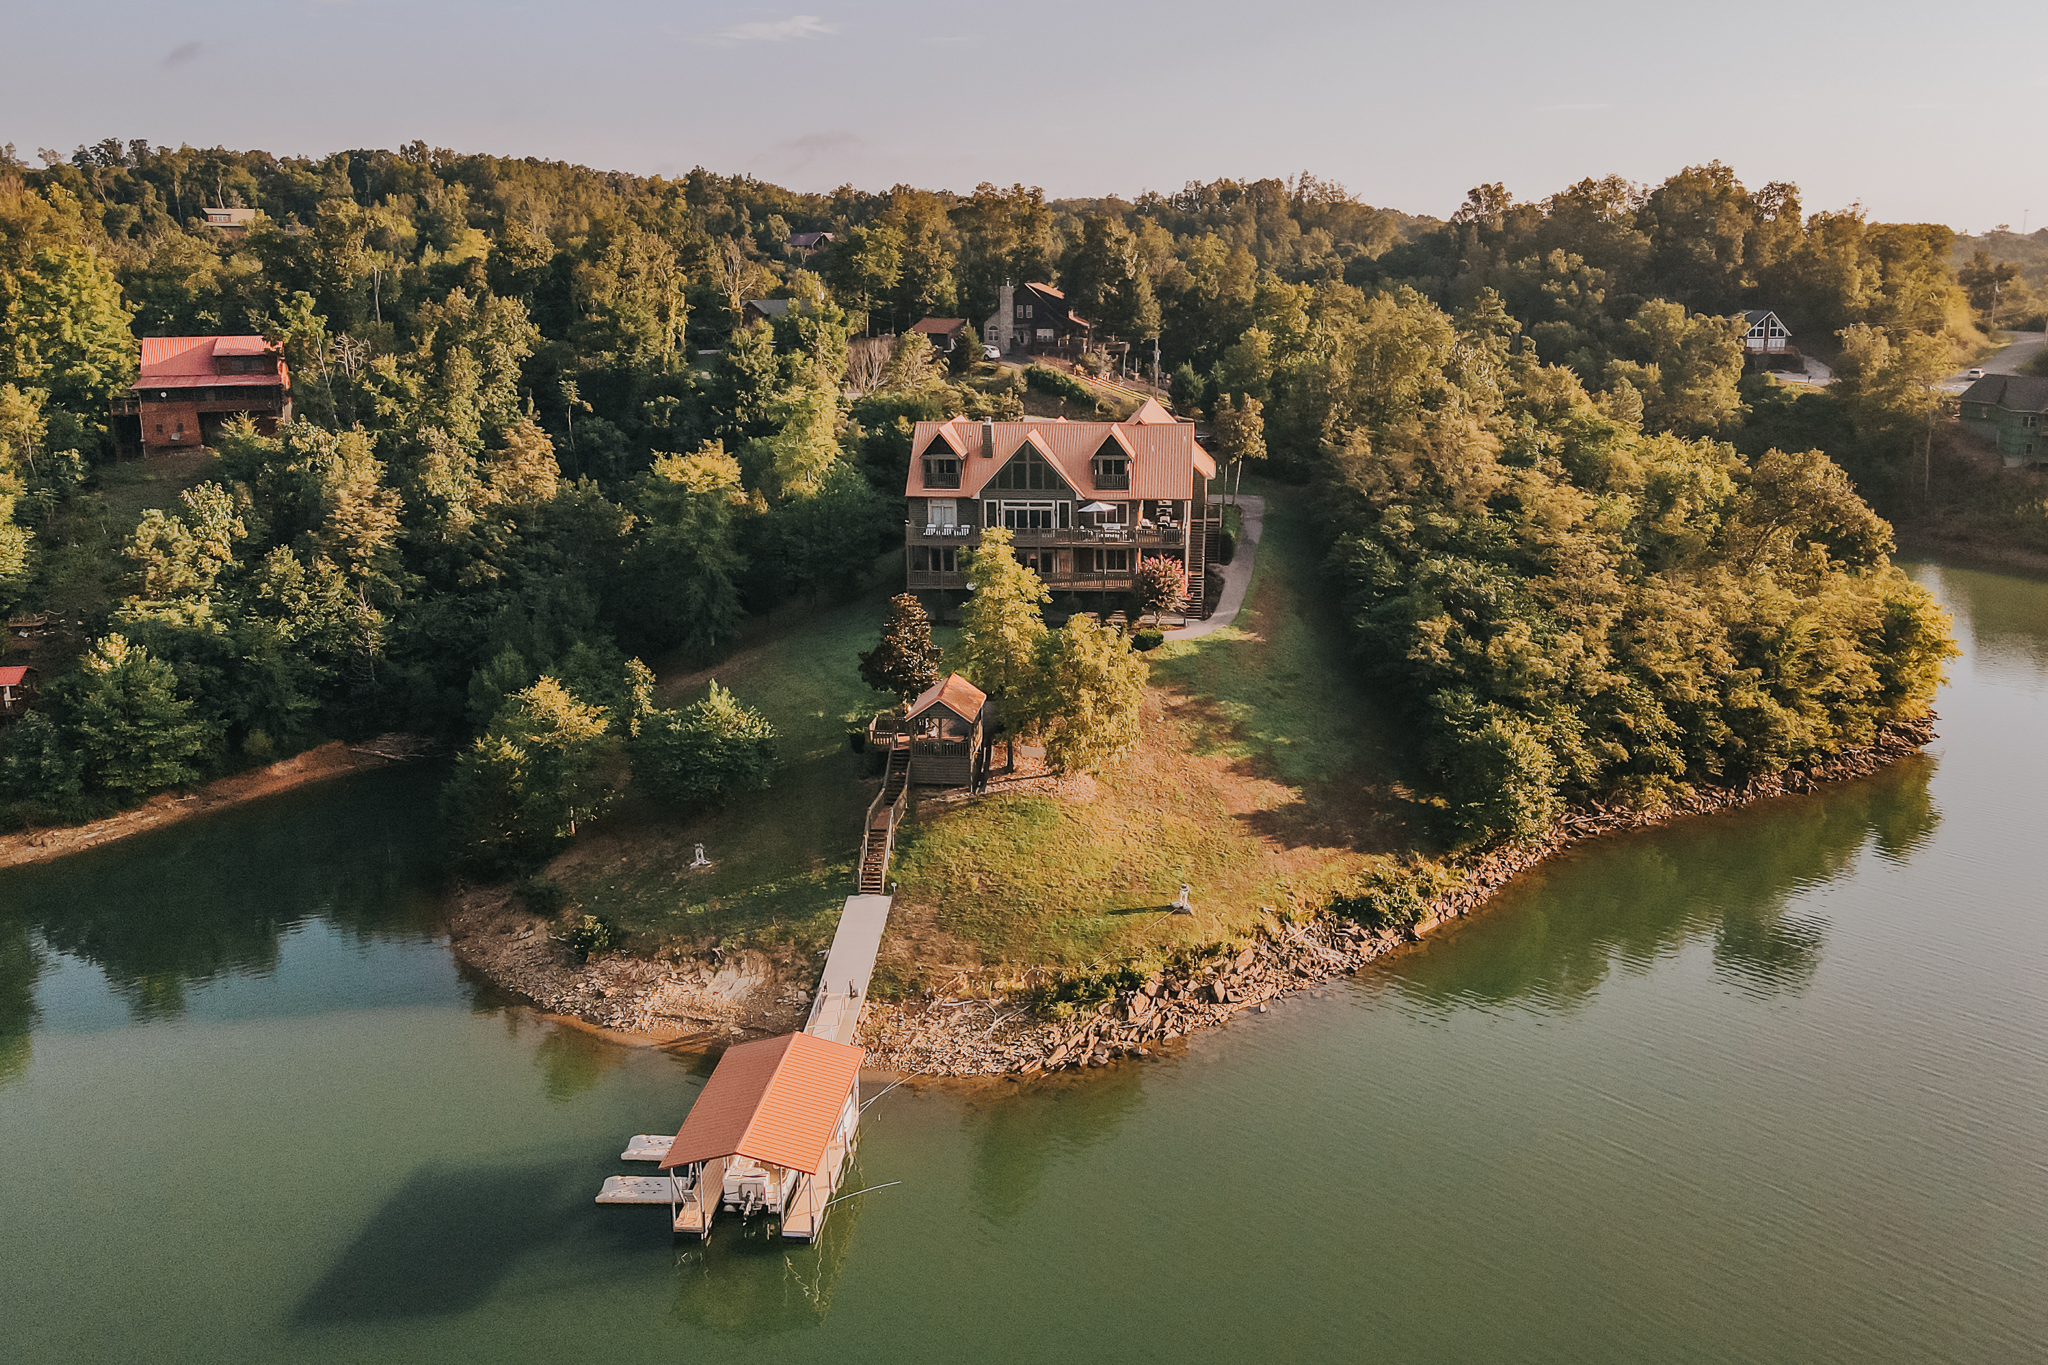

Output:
xmin=1946 ymin=330 xmax=2044 ymax=391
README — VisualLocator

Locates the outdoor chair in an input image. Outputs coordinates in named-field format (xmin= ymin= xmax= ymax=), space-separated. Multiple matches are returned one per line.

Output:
xmin=924 ymin=524 xmax=938 ymax=537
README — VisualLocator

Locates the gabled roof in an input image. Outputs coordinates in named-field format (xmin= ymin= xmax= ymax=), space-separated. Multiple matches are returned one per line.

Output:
xmin=1961 ymin=374 xmax=2048 ymax=413
xmin=910 ymin=317 xmax=967 ymax=336
xmin=0 ymin=666 xmax=33 ymax=686
xmin=133 ymin=336 xmax=286 ymax=391
xmin=786 ymin=231 xmax=834 ymax=249
xmin=659 ymin=1032 xmax=864 ymax=1177
xmin=1742 ymin=309 xmax=1775 ymax=325
xmin=908 ymin=672 xmax=987 ymax=725
xmin=744 ymin=298 xmax=794 ymax=318
xmin=906 ymin=412 xmax=1214 ymax=499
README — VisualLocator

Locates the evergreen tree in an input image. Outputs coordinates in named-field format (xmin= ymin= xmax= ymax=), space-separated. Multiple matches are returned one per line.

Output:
xmin=859 ymin=593 xmax=943 ymax=703
xmin=67 ymin=635 xmax=217 ymax=795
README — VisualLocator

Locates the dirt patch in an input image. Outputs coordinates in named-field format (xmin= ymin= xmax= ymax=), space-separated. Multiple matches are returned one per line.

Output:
xmin=444 ymin=882 xmax=814 ymax=1040
xmin=0 ymin=736 xmax=428 ymax=870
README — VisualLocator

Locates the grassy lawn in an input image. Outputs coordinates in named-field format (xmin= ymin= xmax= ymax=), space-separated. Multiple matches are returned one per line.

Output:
xmin=549 ymin=487 xmax=1426 ymax=992
xmin=882 ymin=485 xmax=1424 ymax=989
xmin=546 ymin=570 xmax=940 ymax=956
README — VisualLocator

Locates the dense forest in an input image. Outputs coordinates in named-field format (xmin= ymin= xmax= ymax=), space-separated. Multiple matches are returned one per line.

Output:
xmin=0 ymin=140 xmax=1990 ymax=845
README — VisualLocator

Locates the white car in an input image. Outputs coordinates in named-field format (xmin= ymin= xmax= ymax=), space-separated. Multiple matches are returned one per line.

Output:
xmin=983 ymin=344 xmax=1002 ymax=361
xmin=1966 ymin=367 xmax=1986 ymax=379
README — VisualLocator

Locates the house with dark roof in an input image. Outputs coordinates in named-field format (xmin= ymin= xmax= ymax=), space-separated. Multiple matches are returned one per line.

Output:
xmin=902 ymin=399 xmax=1217 ymax=601
xmin=982 ymin=282 xmax=1091 ymax=357
xmin=112 ymin=336 xmax=292 ymax=455
xmin=741 ymin=298 xmax=814 ymax=327
xmin=785 ymin=231 xmax=834 ymax=261
xmin=908 ymin=317 xmax=969 ymax=354
xmin=1959 ymin=373 xmax=2048 ymax=466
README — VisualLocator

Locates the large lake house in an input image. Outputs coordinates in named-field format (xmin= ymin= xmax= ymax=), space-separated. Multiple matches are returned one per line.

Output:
xmin=901 ymin=399 xmax=1218 ymax=600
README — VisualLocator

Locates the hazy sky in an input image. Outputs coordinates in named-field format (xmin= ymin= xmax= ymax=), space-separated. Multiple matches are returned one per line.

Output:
xmin=4 ymin=0 xmax=2043 ymax=230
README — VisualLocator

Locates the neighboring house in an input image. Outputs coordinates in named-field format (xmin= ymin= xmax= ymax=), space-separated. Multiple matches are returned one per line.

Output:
xmin=1959 ymin=374 xmax=2048 ymax=467
xmin=981 ymin=282 xmax=1091 ymax=357
xmin=785 ymin=231 xmax=834 ymax=261
xmin=201 ymin=207 xmax=259 ymax=233
xmin=113 ymin=336 xmax=292 ymax=455
xmin=0 ymin=665 xmax=39 ymax=720
xmin=741 ymin=298 xmax=816 ymax=327
xmin=1742 ymin=309 xmax=1793 ymax=354
xmin=902 ymin=398 xmax=1218 ymax=599
xmin=908 ymin=317 xmax=969 ymax=354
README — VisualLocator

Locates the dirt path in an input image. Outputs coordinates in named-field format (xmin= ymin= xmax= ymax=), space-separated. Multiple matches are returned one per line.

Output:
xmin=0 ymin=736 xmax=427 ymax=871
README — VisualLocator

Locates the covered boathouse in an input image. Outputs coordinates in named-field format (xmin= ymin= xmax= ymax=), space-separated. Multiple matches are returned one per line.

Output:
xmin=658 ymin=1031 xmax=864 ymax=1242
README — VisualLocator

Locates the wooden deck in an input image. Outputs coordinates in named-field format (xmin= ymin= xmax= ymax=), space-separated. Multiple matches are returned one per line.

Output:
xmin=672 ymin=1156 xmax=726 ymax=1236
xmin=806 ymin=894 xmax=891 ymax=1045
xmin=780 ymin=1114 xmax=857 ymax=1242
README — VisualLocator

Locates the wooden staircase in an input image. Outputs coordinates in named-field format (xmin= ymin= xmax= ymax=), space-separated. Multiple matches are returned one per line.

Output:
xmin=859 ymin=741 xmax=911 ymax=894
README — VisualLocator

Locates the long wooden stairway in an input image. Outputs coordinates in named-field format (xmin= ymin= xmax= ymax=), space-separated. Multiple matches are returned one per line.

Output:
xmin=859 ymin=740 xmax=911 ymax=894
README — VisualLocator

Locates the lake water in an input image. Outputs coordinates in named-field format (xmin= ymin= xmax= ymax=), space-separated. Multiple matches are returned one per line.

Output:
xmin=3 ymin=562 xmax=2045 ymax=1364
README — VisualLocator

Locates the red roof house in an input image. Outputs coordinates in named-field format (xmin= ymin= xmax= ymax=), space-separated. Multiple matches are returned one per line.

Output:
xmin=0 ymin=664 xmax=39 ymax=719
xmin=116 ymin=336 xmax=292 ymax=455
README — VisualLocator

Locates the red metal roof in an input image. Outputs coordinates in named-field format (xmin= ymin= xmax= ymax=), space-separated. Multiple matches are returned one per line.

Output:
xmin=910 ymin=317 xmax=967 ymax=335
xmin=908 ymin=672 xmax=987 ymax=724
xmin=133 ymin=336 xmax=286 ymax=391
xmin=659 ymin=1032 xmax=864 ymax=1177
xmin=906 ymin=413 xmax=1215 ymax=500
xmin=0 ymin=666 xmax=31 ymax=686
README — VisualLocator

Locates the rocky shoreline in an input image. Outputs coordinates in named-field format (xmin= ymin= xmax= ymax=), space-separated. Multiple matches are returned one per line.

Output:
xmin=445 ymin=717 xmax=1937 ymax=1077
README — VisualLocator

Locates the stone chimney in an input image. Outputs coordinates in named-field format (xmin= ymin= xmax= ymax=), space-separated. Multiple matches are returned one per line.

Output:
xmin=981 ymin=419 xmax=995 ymax=458
xmin=989 ymin=280 xmax=1015 ymax=353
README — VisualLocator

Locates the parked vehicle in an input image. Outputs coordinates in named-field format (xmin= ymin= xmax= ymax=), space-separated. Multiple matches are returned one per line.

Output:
xmin=1967 ymin=367 xmax=1986 ymax=379
xmin=983 ymin=344 xmax=1002 ymax=361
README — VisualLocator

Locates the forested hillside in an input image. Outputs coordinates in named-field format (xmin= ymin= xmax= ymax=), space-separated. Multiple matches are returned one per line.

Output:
xmin=0 ymin=141 xmax=1972 ymax=847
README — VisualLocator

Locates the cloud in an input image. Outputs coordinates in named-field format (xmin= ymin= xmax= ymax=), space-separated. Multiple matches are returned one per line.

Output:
xmin=768 ymin=130 xmax=862 ymax=171
xmin=713 ymin=15 xmax=836 ymax=42
xmin=162 ymin=41 xmax=202 ymax=69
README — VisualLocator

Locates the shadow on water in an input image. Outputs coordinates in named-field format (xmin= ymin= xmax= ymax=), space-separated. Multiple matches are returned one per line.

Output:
xmin=0 ymin=920 xmax=39 ymax=1085
xmin=532 ymin=1022 xmax=632 ymax=1103
xmin=964 ymin=1066 xmax=1144 ymax=1224
xmin=1375 ymin=753 xmax=1940 ymax=1011
xmin=666 ymin=1164 xmax=869 ymax=1338
xmin=0 ymin=764 xmax=446 ymax=1027
xmin=291 ymin=1157 xmax=587 ymax=1325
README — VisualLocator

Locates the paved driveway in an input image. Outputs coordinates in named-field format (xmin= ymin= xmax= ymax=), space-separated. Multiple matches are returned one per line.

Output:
xmin=1171 ymin=495 xmax=1264 ymax=640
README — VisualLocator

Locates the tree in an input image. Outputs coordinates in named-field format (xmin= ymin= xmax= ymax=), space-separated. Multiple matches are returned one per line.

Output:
xmin=627 ymin=444 xmax=748 ymax=657
xmin=0 ymin=244 xmax=136 ymax=418
xmin=825 ymin=223 xmax=905 ymax=332
xmin=1033 ymin=616 xmax=1147 ymax=775
xmin=67 ymin=634 xmax=218 ymax=795
xmin=859 ymin=593 xmax=943 ymax=703
xmin=1608 ymin=300 xmax=1745 ymax=434
xmin=1209 ymin=392 xmax=1266 ymax=475
xmin=956 ymin=526 xmax=1048 ymax=765
xmin=1957 ymin=249 xmax=2021 ymax=326
xmin=1169 ymin=362 xmax=1208 ymax=419
xmin=1134 ymin=555 xmax=1188 ymax=618
xmin=631 ymin=680 xmax=779 ymax=809
xmin=443 ymin=677 xmax=622 ymax=871
xmin=1064 ymin=215 xmax=1159 ymax=342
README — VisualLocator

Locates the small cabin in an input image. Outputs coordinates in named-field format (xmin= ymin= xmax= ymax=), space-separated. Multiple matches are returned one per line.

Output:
xmin=903 ymin=673 xmax=988 ymax=787
xmin=0 ymin=665 xmax=39 ymax=720
xmin=909 ymin=317 xmax=969 ymax=354
xmin=659 ymin=1031 xmax=864 ymax=1243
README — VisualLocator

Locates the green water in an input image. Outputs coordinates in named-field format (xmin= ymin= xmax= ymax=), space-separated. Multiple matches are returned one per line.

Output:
xmin=4 ymin=562 xmax=2046 ymax=1364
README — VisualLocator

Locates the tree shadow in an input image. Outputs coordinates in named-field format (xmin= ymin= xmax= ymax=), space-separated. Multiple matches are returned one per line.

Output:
xmin=291 ymin=1157 xmax=586 ymax=1325
xmin=963 ymin=1066 xmax=1144 ymax=1225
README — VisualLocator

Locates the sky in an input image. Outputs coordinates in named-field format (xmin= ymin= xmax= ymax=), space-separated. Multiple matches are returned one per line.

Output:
xmin=3 ymin=0 xmax=2044 ymax=231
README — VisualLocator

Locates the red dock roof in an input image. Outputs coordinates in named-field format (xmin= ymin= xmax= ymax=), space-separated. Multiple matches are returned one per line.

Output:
xmin=659 ymin=1032 xmax=864 ymax=1177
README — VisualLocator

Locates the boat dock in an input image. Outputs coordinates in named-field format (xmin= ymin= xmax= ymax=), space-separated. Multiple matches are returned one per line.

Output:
xmin=596 ymin=891 xmax=893 ymax=1240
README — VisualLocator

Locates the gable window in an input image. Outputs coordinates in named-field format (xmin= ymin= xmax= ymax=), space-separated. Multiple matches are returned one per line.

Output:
xmin=923 ymin=453 xmax=961 ymax=488
xmin=993 ymin=445 xmax=1063 ymax=491
xmin=1091 ymin=438 xmax=1130 ymax=489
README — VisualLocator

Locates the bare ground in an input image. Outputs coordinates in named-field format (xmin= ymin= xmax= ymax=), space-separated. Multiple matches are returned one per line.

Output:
xmin=0 ymin=735 xmax=428 ymax=871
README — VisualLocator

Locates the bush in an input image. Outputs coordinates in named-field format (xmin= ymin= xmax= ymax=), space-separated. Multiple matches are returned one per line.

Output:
xmin=632 ymin=680 xmax=779 ymax=810
xmin=562 ymin=914 xmax=617 ymax=961
xmin=1213 ymin=530 xmax=1236 ymax=565
xmin=1327 ymin=862 xmax=1462 ymax=932
xmin=1025 ymin=364 xmax=1095 ymax=406
xmin=1131 ymin=628 xmax=1164 ymax=651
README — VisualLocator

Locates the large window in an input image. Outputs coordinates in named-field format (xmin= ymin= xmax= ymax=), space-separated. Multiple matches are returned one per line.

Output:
xmin=928 ymin=498 xmax=957 ymax=527
xmin=1002 ymin=502 xmax=1055 ymax=531
xmin=1076 ymin=547 xmax=1130 ymax=574
xmin=911 ymin=546 xmax=959 ymax=573
xmin=993 ymin=445 xmax=1064 ymax=491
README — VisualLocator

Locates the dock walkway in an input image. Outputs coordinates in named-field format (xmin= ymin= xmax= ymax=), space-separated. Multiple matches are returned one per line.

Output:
xmin=805 ymin=893 xmax=892 ymax=1044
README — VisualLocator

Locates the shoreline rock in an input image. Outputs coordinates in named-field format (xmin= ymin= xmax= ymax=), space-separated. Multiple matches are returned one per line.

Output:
xmin=441 ymin=719 xmax=1936 ymax=1080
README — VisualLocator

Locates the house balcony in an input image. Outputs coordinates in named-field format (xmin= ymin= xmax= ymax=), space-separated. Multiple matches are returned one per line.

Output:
xmin=906 ymin=523 xmax=1188 ymax=549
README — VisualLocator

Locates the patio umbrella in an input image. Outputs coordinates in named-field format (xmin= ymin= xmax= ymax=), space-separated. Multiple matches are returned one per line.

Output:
xmin=1078 ymin=501 xmax=1116 ymax=513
